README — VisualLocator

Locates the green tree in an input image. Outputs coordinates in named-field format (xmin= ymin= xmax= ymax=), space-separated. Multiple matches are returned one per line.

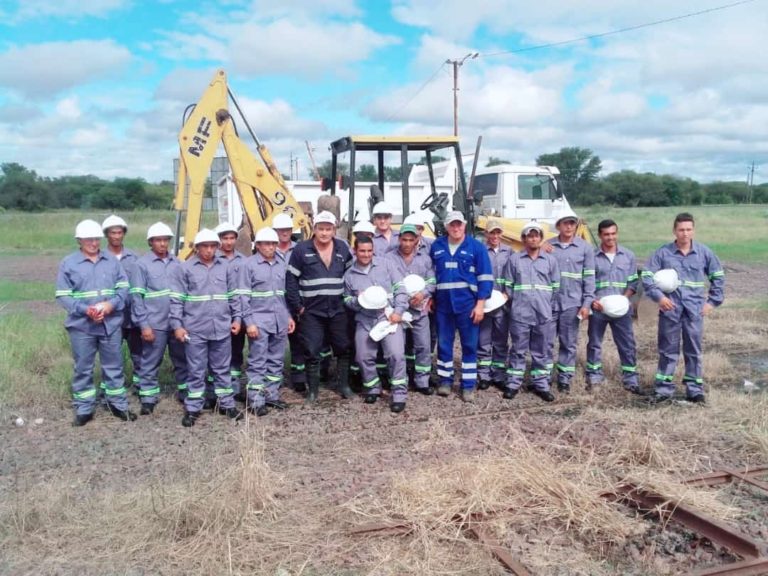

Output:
xmin=355 ymin=164 xmax=377 ymax=181
xmin=536 ymin=147 xmax=602 ymax=205
xmin=486 ymin=156 xmax=510 ymax=167
xmin=0 ymin=163 xmax=54 ymax=211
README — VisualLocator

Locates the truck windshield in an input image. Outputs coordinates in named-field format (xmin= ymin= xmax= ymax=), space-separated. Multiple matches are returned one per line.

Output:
xmin=518 ymin=175 xmax=556 ymax=200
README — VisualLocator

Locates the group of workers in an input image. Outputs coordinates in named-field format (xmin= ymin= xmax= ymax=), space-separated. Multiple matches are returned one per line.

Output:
xmin=55 ymin=205 xmax=724 ymax=427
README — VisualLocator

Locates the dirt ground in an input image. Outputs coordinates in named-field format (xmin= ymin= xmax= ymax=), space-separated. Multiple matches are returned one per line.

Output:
xmin=1 ymin=256 xmax=767 ymax=575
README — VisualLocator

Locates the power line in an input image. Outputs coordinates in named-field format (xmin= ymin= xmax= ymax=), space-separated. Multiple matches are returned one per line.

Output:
xmin=480 ymin=0 xmax=759 ymax=58
xmin=383 ymin=62 xmax=447 ymax=123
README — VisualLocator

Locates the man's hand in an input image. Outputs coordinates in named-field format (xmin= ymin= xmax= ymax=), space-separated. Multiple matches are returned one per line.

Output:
xmin=470 ymin=301 xmax=485 ymax=325
xmin=541 ymin=243 xmax=554 ymax=254
xmin=388 ymin=312 xmax=402 ymax=324
xmin=174 ymin=327 xmax=188 ymax=343
xmin=591 ymin=300 xmax=603 ymax=312
xmin=702 ymin=302 xmax=714 ymax=316
xmin=141 ymin=327 xmax=155 ymax=343
xmin=231 ymin=321 xmax=241 ymax=335
xmin=246 ymin=324 xmax=259 ymax=339
xmin=578 ymin=306 xmax=589 ymax=320
xmin=659 ymin=296 xmax=675 ymax=312
xmin=409 ymin=292 xmax=425 ymax=308
xmin=288 ymin=318 xmax=296 ymax=334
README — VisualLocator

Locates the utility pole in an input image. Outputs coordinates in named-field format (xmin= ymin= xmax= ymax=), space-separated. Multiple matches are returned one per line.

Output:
xmin=446 ymin=52 xmax=479 ymax=136
xmin=747 ymin=160 xmax=755 ymax=204
xmin=305 ymin=140 xmax=320 ymax=180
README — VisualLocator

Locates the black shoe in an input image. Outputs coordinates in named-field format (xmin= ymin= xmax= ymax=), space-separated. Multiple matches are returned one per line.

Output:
xmin=687 ymin=394 xmax=706 ymax=404
xmin=557 ymin=383 xmax=571 ymax=394
xmin=364 ymin=394 xmax=378 ymax=404
xmin=73 ymin=412 xmax=94 ymax=427
xmin=647 ymin=394 xmax=671 ymax=405
xmin=626 ymin=386 xmax=646 ymax=397
xmin=502 ymin=388 xmax=518 ymax=400
xmin=492 ymin=380 xmax=506 ymax=391
xmin=181 ymin=411 xmax=199 ymax=427
xmin=111 ymin=408 xmax=137 ymax=422
xmin=416 ymin=386 xmax=435 ymax=396
xmin=478 ymin=380 xmax=491 ymax=390
xmin=532 ymin=389 xmax=555 ymax=403
xmin=234 ymin=392 xmax=247 ymax=403
xmin=140 ymin=403 xmax=155 ymax=415
xmin=202 ymin=398 xmax=216 ymax=411
xmin=218 ymin=407 xmax=244 ymax=421
xmin=390 ymin=402 xmax=406 ymax=413
xmin=266 ymin=399 xmax=288 ymax=410
xmin=249 ymin=405 xmax=269 ymax=417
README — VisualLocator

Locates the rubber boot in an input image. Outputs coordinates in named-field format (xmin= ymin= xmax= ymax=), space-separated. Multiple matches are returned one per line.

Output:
xmin=336 ymin=354 xmax=354 ymax=399
xmin=306 ymin=362 xmax=320 ymax=404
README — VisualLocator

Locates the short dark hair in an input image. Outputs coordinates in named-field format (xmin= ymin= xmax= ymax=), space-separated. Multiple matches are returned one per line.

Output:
xmin=674 ymin=212 xmax=695 ymax=228
xmin=597 ymin=219 xmax=618 ymax=234
xmin=354 ymin=235 xmax=374 ymax=248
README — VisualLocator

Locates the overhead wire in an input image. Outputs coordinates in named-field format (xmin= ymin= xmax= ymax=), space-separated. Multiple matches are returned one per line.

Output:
xmin=383 ymin=61 xmax=448 ymax=123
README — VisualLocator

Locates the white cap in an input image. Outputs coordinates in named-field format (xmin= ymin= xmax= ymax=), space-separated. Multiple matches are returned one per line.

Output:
xmin=402 ymin=214 xmax=425 ymax=228
xmin=445 ymin=210 xmax=466 ymax=224
xmin=555 ymin=211 xmax=579 ymax=227
xmin=101 ymin=214 xmax=127 ymax=232
xmin=146 ymin=222 xmax=174 ymax=240
xmin=358 ymin=285 xmax=388 ymax=310
xmin=215 ymin=222 xmax=238 ymax=236
xmin=371 ymin=201 xmax=394 ymax=216
xmin=314 ymin=211 xmax=337 ymax=226
xmin=483 ymin=289 xmax=507 ymax=313
xmin=653 ymin=269 xmax=680 ymax=293
xmin=521 ymin=220 xmax=544 ymax=236
xmin=272 ymin=213 xmax=294 ymax=230
xmin=75 ymin=219 xmax=104 ymax=239
xmin=194 ymin=228 xmax=220 ymax=246
xmin=599 ymin=294 xmax=630 ymax=318
xmin=486 ymin=219 xmax=503 ymax=232
xmin=352 ymin=220 xmax=376 ymax=235
xmin=255 ymin=227 xmax=279 ymax=243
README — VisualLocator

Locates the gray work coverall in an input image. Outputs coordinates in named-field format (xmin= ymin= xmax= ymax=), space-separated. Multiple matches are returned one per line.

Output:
xmin=478 ymin=244 xmax=513 ymax=384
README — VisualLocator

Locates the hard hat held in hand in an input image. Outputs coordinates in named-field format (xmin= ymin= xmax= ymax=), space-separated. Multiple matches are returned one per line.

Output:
xmin=75 ymin=219 xmax=104 ymax=239
xmin=484 ymin=289 xmax=507 ymax=313
xmin=653 ymin=269 xmax=680 ymax=293
xmin=402 ymin=274 xmax=426 ymax=296
xmin=599 ymin=294 xmax=630 ymax=318
xmin=369 ymin=320 xmax=398 ymax=342
xmin=146 ymin=222 xmax=174 ymax=240
xmin=358 ymin=285 xmax=388 ymax=310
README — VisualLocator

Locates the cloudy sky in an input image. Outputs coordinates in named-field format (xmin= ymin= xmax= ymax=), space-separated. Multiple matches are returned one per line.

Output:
xmin=0 ymin=0 xmax=766 ymax=184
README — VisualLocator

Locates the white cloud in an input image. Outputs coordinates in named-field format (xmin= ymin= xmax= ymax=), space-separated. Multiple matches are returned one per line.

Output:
xmin=8 ymin=0 xmax=128 ymax=21
xmin=55 ymin=97 xmax=82 ymax=120
xmin=0 ymin=40 xmax=133 ymax=98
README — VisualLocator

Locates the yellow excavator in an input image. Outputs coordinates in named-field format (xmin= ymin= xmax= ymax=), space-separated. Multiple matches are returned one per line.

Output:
xmin=173 ymin=69 xmax=311 ymax=259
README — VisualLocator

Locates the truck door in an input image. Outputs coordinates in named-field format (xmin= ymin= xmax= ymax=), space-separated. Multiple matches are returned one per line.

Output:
xmin=473 ymin=172 xmax=502 ymax=216
xmin=511 ymin=173 xmax=558 ymax=220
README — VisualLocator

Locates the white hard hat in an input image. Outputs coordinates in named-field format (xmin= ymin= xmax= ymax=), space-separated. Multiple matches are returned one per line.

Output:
xmin=272 ymin=213 xmax=294 ymax=230
xmin=215 ymin=222 xmax=238 ymax=236
xmin=358 ymin=285 xmax=388 ymax=310
xmin=402 ymin=274 xmax=426 ymax=296
xmin=402 ymin=214 xmax=425 ymax=228
xmin=555 ymin=211 xmax=579 ymax=227
xmin=101 ymin=214 xmax=127 ymax=232
xmin=255 ymin=227 xmax=279 ymax=243
xmin=483 ymin=289 xmax=507 ymax=313
xmin=75 ymin=219 xmax=104 ymax=239
xmin=314 ymin=211 xmax=337 ymax=226
xmin=371 ymin=201 xmax=394 ymax=216
xmin=193 ymin=228 xmax=220 ymax=246
xmin=369 ymin=320 xmax=398 ymax=342
xmin=146 ymin=222 xmax=174 ymax=240
xmin=521 ymin=220 xmax=544 ymax=236
xmin=599 ymin=294 xmax=630 ymax=318
xmin=352 ymin=220 xmax=376 ymax=235
xmin=653 ymin=269 xmax=680 ymax=293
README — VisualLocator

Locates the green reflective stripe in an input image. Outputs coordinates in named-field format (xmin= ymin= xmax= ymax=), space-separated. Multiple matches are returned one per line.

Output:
xmin=586 ymin=362 xmax=602 ymax=370
xmin=185 ymin=294 xmax=230 ymax=302
xmin=73 ymin=388 xmax=96 ymax=400
xmin=214 ymin=387 xmax=233 ymax=395
xmin=363 ymin=377 xmax=380 ymax=389
xmin=478 ymin=360 xmax=492 ymax=367
xmin=545 ymin=363 xmax=554 ymax=369
xmin=627 ymin=274 xmax=638 ymax=282
xmin=583 ymin=269 xmax=595 ymax=276
xmin=655 ymin=373 xmax=674 ymax=382
xmin=251 ymin=290 xmax=278 ymax=298
xmin=115 ymin=281 xmax=129 ymax=289
xmin=709 ymin=270 xmax=724 ymax=279
xmin=169 ymin=291 xmax=185 ymax=299
xmin=319 ymin=350 xmax=332 ymax=358
xmin=390 ymin=378 xmax=407 ymax=387
xmin=343 ymin=295 xmax=354 ymax=303
xmin=266 ymin=375 xmax=282 ymax=382
xmin=350 ymin=364 xmax=360 ymax=372
xmin=556 ymin=364 xmax=575 ymax=372
xmin=71 ymin=290 xmax=99 ymax=298
xmin=247 ymin=382 xmax=266 ymax=390
xmin=641 ymin=270 xmax=654 ymax=277
xmin=129 ymin=287 xmax=147 ymax=295
xmin=506 ymin=368 xmax=525 ymax=376
xmin=595 ymin=281 xmax=627 ymax=289
xmin=683 ymin=375 xmax=703 ymax=383
xmin=621 ymin=365 xmax=637 ymax=373
xmin=404 ymin=354 xmax=416 ymax=361
xmin=177 ymin=383 xmax=188 ymax=390
xmin=132 ymin=375 xmax=140 ymax=384
xmin=682 ymin=281 xmax=705 ymax=288
xmin=550 ymin=283 xmax=559 ymax=289
xmin=425 ymin=277 xmax=436 ymax=284
xmin=491 ymin=361 xmax=506 ymax=368
xmin=187 ymin=391 xmax=204 ymax=399
xmin=291 ymin=363 xmax=305 ymax=371
xmin=145 ymin=289 xmax=171 ymax=298
xmin=139 ymin=387 xmax=160 ymax=396
xmin=513 ymin=284 xmax=532 ymax=291
xmin=105 ymin=387 xmax=126 ymax=396
xmin=206 ymin=375 xmax=214 ymax=382
xmin=100 ymin=381 xmax=107 ymax=390
xmin=561 ymin=272 xmax=582 ymax=279
xmin=530 ymin=369 xmax=550 ymax=376
xmin=55 ymin=289 xmax=73 ymax=297
xmin=230 ymin=370 xmax=242 ymax=377
xmin=415 ymin=365 xmax=432 ymax=373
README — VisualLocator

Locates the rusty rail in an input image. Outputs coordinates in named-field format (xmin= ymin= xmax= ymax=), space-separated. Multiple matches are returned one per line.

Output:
xmin=684 ymin=467 xmax=768 ymax=488
xmin=687 ymin=557 xmax=768 ymax=576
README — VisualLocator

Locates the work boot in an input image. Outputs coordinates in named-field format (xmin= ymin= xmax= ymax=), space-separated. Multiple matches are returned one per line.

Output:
xmin=249 ymin=405 xmax=269 ymax=417
xmin=436 ymin=385 xmax=451 ymax=397
xmin=557 ymin=383 xmax=571 ymax=394
xmin=503 ymin=388 xmax=518 ymax=400
xmin=687 ymin=394 xmax=706 ymax=404
xmin=110 ymin=408 xmax=137 ymax=422
xmin=647 ymin=393 xmax=672 ymax=405
xmin=266 ymin=399 xmax=288 ymax=410
xmin=626 ymin=386 xmax=646 ymax=397
xmin=416 ymin=386 xmax=435 ymax=396
xmin=140 ymin=403 xmax=155 ymax=416
xmin=390 ymin=402 xmax=406 ymax=413
xmin=532 ymin=389 xmax=555 ymax=403
xmin=218 ymin=407 xmax=244 ymax=421
xmin=364 ymin=394 xmax=379 ymax=404
xmin=462 ymin=389 xmax=475 ymax=403
xmin=202 ymin=398 xmax=216 ymax=411
xmin=73 ymin=412 xmax=94 ymax=427
xmin=305 ymin=363 xmax=321 ymax=404
xmin=181 ymin=411 xmax=199 ymax=427
xmin=335 ymin=355 xmax=354 ymax=399
xmin=478 ymin=380 xmax=491 ymax=390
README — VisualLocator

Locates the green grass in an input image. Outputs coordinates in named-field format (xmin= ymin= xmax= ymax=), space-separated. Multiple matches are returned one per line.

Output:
xmin=578 ymin=205 xmax=768 ymax=264
xmin=0 ymin=280 xmax=54 ymax=302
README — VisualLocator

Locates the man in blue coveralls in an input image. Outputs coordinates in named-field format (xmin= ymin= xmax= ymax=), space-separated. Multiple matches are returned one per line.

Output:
xmin=642 ymin=212 xmax=725 ymax=404
xmin=430 ymin=210 xmax=493 ymax=402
